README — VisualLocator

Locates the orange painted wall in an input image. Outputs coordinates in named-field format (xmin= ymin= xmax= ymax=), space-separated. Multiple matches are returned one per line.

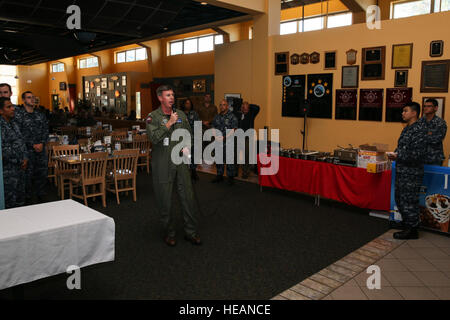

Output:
xmin=17 ymin=63 xmax=49 ymax=108
xmin=281 ymin=0 xmax=349 ymax=21
xmin=272 ymin=11 xmax=450 ymax=154
xmin=216 ymin=11 xmax=450 ymax=159
xmin=15 ymin=20 xmax=248 ymax=113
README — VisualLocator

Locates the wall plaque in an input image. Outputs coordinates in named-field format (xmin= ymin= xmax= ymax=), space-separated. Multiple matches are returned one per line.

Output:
xmin=335 ymin=89 xmax=357 ymax=120
xmin=362 ymin=46 xmax=385 ymax=80
xmin=359 ymin=89 xmax=383 ymax=121
xmin=420 ymin=60 xmax=450 ymax=92
xmin=386 ymin=88 xmax=413 ymax=122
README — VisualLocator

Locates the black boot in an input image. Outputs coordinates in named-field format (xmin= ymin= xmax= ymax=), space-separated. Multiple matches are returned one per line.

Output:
xmin=393 ymin=227 xmax=419 ymax=240
xmin=211 ymin=175 xmax=224 ymax=183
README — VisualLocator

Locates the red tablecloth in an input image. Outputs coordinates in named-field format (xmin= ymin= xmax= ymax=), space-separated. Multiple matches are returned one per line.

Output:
xmin=258 ymin=154 xmax=391 ymax=211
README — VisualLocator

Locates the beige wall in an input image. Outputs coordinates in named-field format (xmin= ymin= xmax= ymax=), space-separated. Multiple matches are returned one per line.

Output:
xmin=17 ymin=63 xmax=49 ymax=108
xmin=215 ymin=40 xmax=253 ymax=104
xmin=216 ymin=11 xmax=450 ymax=158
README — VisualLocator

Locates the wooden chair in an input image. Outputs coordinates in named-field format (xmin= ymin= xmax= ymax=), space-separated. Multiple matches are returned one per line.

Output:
xmin=53 ymin=144 xmax=80 ymax=199
xmin=69 ymin=152 xmax=108 ymax=207
xmin=111 ymin=131 xmax=127 ymax=145
xmin=60 ymin=126 xmax=78 ymax=137
xmin=132 ymin=135 xmax=151 ymax=173
xmin=92 ymin=129 xmax=107 ymax=143
xmin=106 ymin=149 xmax=139 ymax=205
xmin=46 ymin=141 xmax=60 ymax=186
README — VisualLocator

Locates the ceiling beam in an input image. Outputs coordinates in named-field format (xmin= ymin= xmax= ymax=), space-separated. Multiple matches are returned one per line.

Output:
xmin=194 ymin=0 xmax=266 ymax=15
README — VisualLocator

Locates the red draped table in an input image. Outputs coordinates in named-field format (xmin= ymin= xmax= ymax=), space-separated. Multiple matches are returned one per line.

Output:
xmin=258 ymin=154 xmax=391 ymax=211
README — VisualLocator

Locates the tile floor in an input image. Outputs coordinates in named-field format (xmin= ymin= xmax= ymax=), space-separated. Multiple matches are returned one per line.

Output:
xmin=273 ymin=230 xmax=450 ymax=300
xmin=196 ymin=165 xmax=450 ymax=300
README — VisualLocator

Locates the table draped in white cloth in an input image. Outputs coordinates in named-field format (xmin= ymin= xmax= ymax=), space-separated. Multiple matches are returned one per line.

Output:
xmin=0 ymin=200 xmax=115 ymax=290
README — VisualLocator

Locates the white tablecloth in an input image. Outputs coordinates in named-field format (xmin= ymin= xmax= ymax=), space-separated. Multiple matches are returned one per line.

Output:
xmin=0 ymin=200 xmax=115 ymax=290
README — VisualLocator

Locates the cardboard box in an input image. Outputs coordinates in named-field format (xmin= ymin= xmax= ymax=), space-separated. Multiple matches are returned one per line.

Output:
xmin=358 ymin=143 xmax=387 ymax=168
xmin=367 ymin=161 xmax=389 ymax=173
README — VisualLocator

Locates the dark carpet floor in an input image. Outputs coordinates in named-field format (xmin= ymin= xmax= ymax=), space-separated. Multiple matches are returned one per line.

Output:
xmin=0 ymin=171 xmax=389 ymax=300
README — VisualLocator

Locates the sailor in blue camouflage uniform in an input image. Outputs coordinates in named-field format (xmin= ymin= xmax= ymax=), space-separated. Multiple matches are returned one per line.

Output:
xmin=388 ymin=102 xmax=427 ymax=240
xmin=0 ymin=97 xmax=28 ymax=209
xmin=182 ymin=98 xmax=201 ymax=181
xmin=14 ymin=91 xmax=49 ymax=204
xmin=211 ymin=99 xmax=238 ymax=185
xmin=419 ymin=98 xmax=447 ymax=166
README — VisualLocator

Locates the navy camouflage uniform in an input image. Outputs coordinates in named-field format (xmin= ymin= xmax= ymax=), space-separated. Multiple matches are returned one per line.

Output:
xmin=418 ymin=116 xmax=447 ymax=166
xmin=14 ymin=105 xmax=49 ymax=201
xmin=185 ymin=110 xmax=200 ymax=170
xmin=0 ymin=117 xmax=28 ymax=208
xmin=394 ymin=121 xmax=427 ymax=228
xmin=212 ymin=110 xmax=238 ymax=177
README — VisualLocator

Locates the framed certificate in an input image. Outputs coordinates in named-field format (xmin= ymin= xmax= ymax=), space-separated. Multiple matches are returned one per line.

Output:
xmin=392 ymin=43 xmax=413 ymax=69
xmin=341 ymin=66 xmax=359 ymax=88
xmin=420 ymin=60 xmax=450 ymax=92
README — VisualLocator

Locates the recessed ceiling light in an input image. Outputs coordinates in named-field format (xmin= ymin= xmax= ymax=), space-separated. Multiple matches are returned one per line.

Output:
xmin=201 ymin=2 xmax=207 ymax=5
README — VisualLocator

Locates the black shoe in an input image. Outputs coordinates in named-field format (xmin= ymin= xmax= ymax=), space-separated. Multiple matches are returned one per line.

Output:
xmin=227 ymin=177 xmax=235 ymax=185
xmin=164 ymin=235 xmax=177 ymax=247
xmin=389 ymin=220 xmax=407 ymax=230
xmin=393 ymin=228 xmax=419 ymax=240
xmin=184 ymin=233 xmax=202 ymax=245
xmin=211 ymin=175 xmax=223 ymax=183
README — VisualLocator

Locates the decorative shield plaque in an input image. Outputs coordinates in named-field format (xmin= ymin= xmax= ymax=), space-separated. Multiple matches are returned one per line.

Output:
xmin=300 ymin=53 xmax=310 ymax=64
xmin=346 ymin=49 xmax=357 ymax=65
xmin=290 ymin=53 xmax=300 ymax=65
xmin=310 ymin=52 xmax=320 ymax=64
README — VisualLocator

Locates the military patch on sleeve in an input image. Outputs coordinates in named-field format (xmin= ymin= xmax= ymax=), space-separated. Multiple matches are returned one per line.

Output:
xmin=146 ymin=114 xmax=152 ymax=124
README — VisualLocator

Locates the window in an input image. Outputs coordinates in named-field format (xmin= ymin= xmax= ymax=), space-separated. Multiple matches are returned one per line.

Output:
xmin=391 ymin=0 xmax=431 ymax=19
xmin=0 ymin=65 xmax=18 ymax=104
xmin=51 ymin=63 xmax=64 ymax=73
xmin=117 ymin=52 xmax=126 ymax=63
xmin=199 ymin=36 xmax=214 ymax=52
xmin=303 ymin=16 xmax=324 ymax=32
xmin=136 ymin=92 xmax=141 ymax=119
xmin=168 ymin=34 xmax=223 ymax=56
xmin=214 ymin=35 xmax=223 ymax=45
xmin=79 ymin=57 xmax=98 ymax=69
xmin=435 ymin=0 xmax=450 ymax=11
xmin=115 ymin=47 xmax=147 ymax=64
xmin=136 ymin=48 xmax=147 ymax=60
xmin=327 ymin=12 xmax=352 ymax=28
xmin=281 ymin=12 xmax=351 ymax=35
xmin=184 ymin=38 xmax=198 ymax=54
xmin=280 ymin=21 xmax=297 ymax=35
xmin=170 ymin=41 xmax=183 ymax=55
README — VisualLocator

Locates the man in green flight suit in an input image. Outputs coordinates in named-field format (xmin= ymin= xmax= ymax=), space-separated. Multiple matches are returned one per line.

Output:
xmin=146 ymin=85 xmax=201 ymax=247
